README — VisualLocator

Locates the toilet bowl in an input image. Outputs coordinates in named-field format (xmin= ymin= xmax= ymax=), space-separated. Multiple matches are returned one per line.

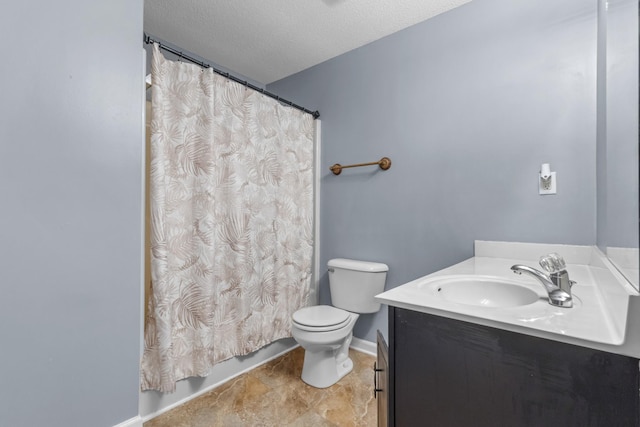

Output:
xmin=292 ymin=305 xmax=359 ymax=388
xmin=291 ymin=258 xmax=388 ymax=388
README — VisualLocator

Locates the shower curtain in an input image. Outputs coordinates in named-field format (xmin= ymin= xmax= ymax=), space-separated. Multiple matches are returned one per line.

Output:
xmin=141 ymin=44 xmax=314 ymax=392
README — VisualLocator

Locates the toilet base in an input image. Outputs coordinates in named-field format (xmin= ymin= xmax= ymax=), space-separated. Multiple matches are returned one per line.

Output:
xmin=291 ymin=312 xmax=358 ymax=388
xmin=300 ymin=348 xmax=354 ymax=388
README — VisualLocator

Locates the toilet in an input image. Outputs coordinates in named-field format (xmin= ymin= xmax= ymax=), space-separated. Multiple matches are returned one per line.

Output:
xmin=291 ymin=258 xmax=388 ymax=388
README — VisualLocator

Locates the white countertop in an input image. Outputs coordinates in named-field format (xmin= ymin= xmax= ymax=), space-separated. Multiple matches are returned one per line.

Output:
xmin=376 ymin=241 xmax=640 ymax=355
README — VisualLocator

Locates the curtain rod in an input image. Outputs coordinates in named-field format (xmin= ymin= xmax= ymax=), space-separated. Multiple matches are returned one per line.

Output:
xmin=144 ymin=34 xmax=320 ymax=120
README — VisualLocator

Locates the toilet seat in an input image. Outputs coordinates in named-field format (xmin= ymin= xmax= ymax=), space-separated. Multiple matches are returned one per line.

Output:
xmin=292 ymin=305 xmax=351 ymax=332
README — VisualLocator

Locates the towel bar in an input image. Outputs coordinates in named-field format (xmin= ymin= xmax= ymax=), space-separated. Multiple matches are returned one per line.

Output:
xmin=330 ymin=157 xmax=392 ymax=175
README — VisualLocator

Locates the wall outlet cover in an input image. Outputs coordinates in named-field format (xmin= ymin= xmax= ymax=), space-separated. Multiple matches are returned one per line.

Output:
xmin=539 ymin=171 xmax=557 ymax=195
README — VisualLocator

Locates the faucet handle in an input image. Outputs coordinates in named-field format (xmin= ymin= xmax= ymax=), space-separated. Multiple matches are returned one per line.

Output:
xmin=552 ymin=253 xmax=567 ymax=270
xmin=539 ymin=256 xmax=554 ymax=273
xmin=539 ymin=253 xmax=566 ymax=273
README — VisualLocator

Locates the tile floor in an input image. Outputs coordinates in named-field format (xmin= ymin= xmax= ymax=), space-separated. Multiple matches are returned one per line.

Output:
xmin=144 ymin=347 xmax=377 ymax=427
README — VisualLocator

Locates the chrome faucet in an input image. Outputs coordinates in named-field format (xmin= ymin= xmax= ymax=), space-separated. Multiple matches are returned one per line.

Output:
xmin=511 ymin=253 xmax=575 ymax=308
xmin=539 ymin=253 xmax=575 ymax=295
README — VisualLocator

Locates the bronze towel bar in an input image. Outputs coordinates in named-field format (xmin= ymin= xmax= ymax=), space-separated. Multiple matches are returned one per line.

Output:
xmin=329 ymin=157 xmax=392 ymax=175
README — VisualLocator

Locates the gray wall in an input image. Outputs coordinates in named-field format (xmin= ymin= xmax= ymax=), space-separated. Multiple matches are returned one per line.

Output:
xmin=596 ymin=0 xmax=608 ymax=249
xmin=602 ymin=0 xmax=639 ymax=249
xmin=0 ymin=1 xmax=143 ymax=426
xmin=269 ymin=0 xmax=598 ymax=341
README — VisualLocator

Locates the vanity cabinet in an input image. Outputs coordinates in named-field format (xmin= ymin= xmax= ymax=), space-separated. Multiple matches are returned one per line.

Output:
xmin=388 ymin=307 xmax=639 ymax=427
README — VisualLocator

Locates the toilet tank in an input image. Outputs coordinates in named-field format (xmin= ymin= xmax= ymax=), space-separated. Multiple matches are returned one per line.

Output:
xmin=328 ymin=258 xmax=388 ymax=313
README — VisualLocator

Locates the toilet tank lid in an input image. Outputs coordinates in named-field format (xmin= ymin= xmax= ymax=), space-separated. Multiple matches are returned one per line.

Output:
xmin=328 ymin=258 xmax=389 ymax=272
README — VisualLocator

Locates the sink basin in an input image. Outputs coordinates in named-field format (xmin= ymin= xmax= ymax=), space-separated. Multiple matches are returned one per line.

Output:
xmin=423 ymin=275 xmax=540 ymax=308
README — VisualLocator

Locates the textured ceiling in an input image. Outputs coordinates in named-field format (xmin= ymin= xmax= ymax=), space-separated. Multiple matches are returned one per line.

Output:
xmin=144 ymin=0 xmax=472 ymax=84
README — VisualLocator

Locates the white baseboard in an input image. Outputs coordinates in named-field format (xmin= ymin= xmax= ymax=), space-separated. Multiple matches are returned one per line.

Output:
xmin=113 ymin=415 xmax=143 ymax=427
xmin=350 ymin=337 xmax=376 ymax=356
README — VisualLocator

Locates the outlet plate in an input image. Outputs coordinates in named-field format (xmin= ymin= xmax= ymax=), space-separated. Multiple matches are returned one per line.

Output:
xmin=539 ymin=172 xmax=557 ymax=195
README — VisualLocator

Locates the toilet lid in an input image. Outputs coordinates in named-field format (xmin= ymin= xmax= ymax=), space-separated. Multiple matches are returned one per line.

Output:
xmin=292 ymin=305 xmax=350 ymax=329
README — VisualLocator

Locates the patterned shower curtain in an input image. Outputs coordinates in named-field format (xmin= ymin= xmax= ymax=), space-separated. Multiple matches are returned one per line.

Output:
xmin=141 ymin=44 xmax=314 ymax=392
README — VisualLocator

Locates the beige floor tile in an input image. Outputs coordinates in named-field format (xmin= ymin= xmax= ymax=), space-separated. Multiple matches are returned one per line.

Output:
xmin=144 ymin=347 xmax=376 ymax=427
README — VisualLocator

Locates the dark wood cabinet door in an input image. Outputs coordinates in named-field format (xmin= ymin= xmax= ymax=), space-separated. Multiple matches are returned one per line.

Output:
xmin=391 ymin=307 xmax=639 ymax=427
xmin=376 ymin=330 xmax=389 ymax=427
